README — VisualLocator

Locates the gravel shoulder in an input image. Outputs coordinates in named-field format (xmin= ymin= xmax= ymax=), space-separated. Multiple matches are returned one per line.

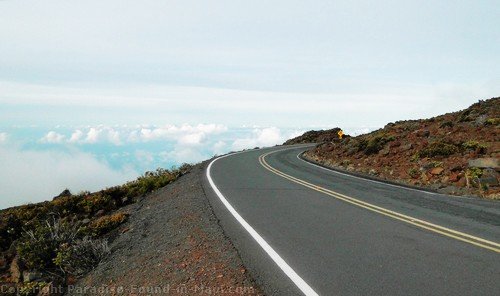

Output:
xmin=69 ymin=162 xmax=262 ymax=295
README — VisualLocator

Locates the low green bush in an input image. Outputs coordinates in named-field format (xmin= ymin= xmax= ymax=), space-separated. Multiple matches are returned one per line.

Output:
xmin=408 ymin=168 xmax=420 ymax=178
xmin=86 ymin=213 xmax=128 ymax=236
xmin=363 ymin=134 xmax=395 ymax=155
xmin=123 ymin=165 xmax=191 ymax=197
xmin=439 ymin=121 xmax=453 ymax=128
xmin=17 ymin=218 xmax=81 ymax=270
xmin=54 ymin=237 xmax=110 ymax=277
xmin=462 ymin=140 xmax=487 ymax=154
xmin=484 ymin=118 xmax=499 ymax=125
xmin=466 ymin=167 xmax=483 ymax=179
xmin=419 ymin=142 xmax=459 ymax=158
xmin=17 ymin=217 xmax=112 ymax=278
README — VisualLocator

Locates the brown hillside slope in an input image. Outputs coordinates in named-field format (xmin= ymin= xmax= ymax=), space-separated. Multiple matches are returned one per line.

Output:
xmin=283 ymin=128 xmax=345 ymax=145
xmin=302 ymin=97 xmax=499 ymax=199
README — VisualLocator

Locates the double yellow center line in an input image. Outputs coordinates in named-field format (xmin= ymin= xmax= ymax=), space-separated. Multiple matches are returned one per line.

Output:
xmin=259 ymin=150 xmax=500 ymax=253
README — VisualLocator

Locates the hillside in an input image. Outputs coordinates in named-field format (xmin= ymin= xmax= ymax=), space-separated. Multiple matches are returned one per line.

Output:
xmin=299 ymin=97 xmax=499 ymax=198
xmin=0 ymin=164 xmax=261 ymax=295
xmin=283 ymin=128 xmax=345 ymax=145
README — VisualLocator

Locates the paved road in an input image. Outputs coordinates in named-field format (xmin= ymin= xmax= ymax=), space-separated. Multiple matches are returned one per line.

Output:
xmin=203 ymin=145 xmax=500 ymax=296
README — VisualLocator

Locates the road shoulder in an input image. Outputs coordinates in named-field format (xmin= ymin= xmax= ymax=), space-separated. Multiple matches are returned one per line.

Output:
xmin=70 ymin=163 xmax=263 ymax=295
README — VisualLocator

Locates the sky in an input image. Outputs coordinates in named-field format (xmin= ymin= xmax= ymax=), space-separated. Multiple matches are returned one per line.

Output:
xmin=0 ymin=0 xmax=499 ymax=208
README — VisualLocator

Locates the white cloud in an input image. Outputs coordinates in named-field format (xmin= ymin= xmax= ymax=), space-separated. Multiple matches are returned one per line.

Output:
xmin=213 ymin=140 xmax=227 ymax=155
xmin=178 ymin=132 xmax=204 ymax=146
xmin=85 ymin=127 xmax=100 ymax=143
xmin=128 ymin=124 xmax=227 ymax=143
xmin=65 ymin=126 xmax=123 ymax=145
xmin=0 ymin=144 xmax=137 ymax=209
xmin=160 ymin=147 xmax=205 ymax=165
xmin=344 ymin=127 xmax=378 ymax=136
xmin=0 ymin=132 xmax=7 ymax=144
xmin=135 ymin=150 xmax=154 ymax=164
xmin=69 ymin=129 xmax=84 ymax=143
xmin=40 ymin=131 xmax=65 ymax=143
xmin=107 ymin=129 xmax=121 ymax=145
xmin=231 ymin=127 xmax=302 ymax=151
xmin=0 ymin=81 xmax=495 ymax=128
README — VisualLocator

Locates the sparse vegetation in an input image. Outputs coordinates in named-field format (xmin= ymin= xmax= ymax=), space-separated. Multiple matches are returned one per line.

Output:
xmin=462 ymin=140 xmax=487 ymax=154
xmin=439 ymin=121 xmax=453 ymax=128
xmin=0 ymin=164 xmax=192 ymax=293
xmin=466 ymin=167 xmax=483 ymax=179
xmin=430 ymin=161 xmax=443 ymax=168
xmin=408 ymin=168 xmax=420 ymax=178
xmin=418 ymin=142 xmax=459 ymax=158
xmin=302 ymin=97 xmax=499 ymax=199
xmin=54 ymin=236 xmax=110 ymax=277
xmin=283 ymin=128 xmax=344 ymax=145
xmin=86 ymin=213 xmax=128 ymax=236
xmin=484 ymin=118 xmax=499 ymax=125
xmin=17 ymin=217 xmax=81 ymax=271
xmin=123 ymin=166 xmax=190 ymax=198
xmin=364 ymin=134 xmax=395 ymax=155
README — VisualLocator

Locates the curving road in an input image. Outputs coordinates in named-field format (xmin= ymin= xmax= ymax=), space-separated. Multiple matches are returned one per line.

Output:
xmin=203 ymin=145 xmax=500 ymax=296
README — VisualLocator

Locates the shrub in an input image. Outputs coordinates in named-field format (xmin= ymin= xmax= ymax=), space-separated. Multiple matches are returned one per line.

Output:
xmin=17 ymin=217 xmax=112 ymax=278
xmin=123 ymin=167 xmax=190 ymax=197
xmin=439 ymin=121 xmax=453 ymax=128
xmin=458 ymin=109 xmax=473 ymax=122
xmin=100 ymin=186 xmax=129 ymax=206
xmin=17 ymin=218 xmax=81 ymax=270
xmin=466 ymin=167 xmax=483 ymax=179
xmin=5 ymin=204 xmax=49 ymax=225
xmin=52 ymin=195 xmax=81 ymax=216
xmin=87 ymin=213 xmax=128 ymax=236
xmin=419 ymin=142 xmax=459 ymax=158
xmin=54 ymin=237 xmax=110 ymax=277
xmin=484 ymin=118 xmax=499 ymax=125
xmin=462 ymin=140 xmax=487 ymax=154
xmin=466 ymin=168 xmax=484 ymax=188
xmin=430 ymin=161 xmax=443 ymax=168
xmin=356 ymin=139 xmax=368 ymax=152
xmin=408 ymin=168 xmax=419 ymax=178
xmin=0 ymin=214 xmax=23 ymax=251
xmin=78 ymin=193 xmax=114 ymax=215
xmin=364 ymin=134 xmax=395 ymax=155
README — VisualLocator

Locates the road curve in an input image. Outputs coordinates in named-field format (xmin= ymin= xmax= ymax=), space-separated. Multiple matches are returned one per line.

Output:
xmin=203 ymin=145 xmax=500 ymax=296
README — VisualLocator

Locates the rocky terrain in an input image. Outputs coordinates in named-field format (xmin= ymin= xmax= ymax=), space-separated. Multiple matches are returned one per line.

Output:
xmin=283 ymin=128 xmax=345 ymax=145
xmin=69 ymin=163 xmax=261 ymax=296
xmin=298 ymin=97 xmax=499 ymax=198
xmin=0 ymin=164 xmax=261 ymax=295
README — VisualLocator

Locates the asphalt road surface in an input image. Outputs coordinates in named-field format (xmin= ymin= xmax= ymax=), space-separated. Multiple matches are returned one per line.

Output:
xmin=203 ymin=145 xmax=500 ymax=296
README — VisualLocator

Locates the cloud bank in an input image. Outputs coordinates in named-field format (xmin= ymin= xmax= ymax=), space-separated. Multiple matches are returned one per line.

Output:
xmin=0 ymin=124 xmax=318 ymax=209
xmin=0 ymin=144 xmax=137 ymax=209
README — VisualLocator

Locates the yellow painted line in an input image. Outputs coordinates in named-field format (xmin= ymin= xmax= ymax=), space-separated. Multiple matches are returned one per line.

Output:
xmin=259 ymin=149 xmax=500 ymax=253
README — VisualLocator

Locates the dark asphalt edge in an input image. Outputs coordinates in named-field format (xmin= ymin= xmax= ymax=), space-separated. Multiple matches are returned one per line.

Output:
xmin=297 ymin=150 xmax=443 ymax=195
xmin=295 ymin=145 xmax=490 ymax=200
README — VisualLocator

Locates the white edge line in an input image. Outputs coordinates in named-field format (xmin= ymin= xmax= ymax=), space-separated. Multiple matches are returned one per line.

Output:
xmin=296 ymin=152 xmax=444 ymax=196
xmin=207 ymin=152 xmax=319 ymax=296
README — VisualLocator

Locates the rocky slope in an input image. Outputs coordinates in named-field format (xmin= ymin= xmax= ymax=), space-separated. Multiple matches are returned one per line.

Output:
xmin=283 ymin=128 xmax=345 ymax=145
xmin=0 ymin=164 xmax=262 ymax=295
xmin=301 ymin=97 xmax=499 ymax=199
xmin=69 ymin=163 xmax=261 ymax=296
